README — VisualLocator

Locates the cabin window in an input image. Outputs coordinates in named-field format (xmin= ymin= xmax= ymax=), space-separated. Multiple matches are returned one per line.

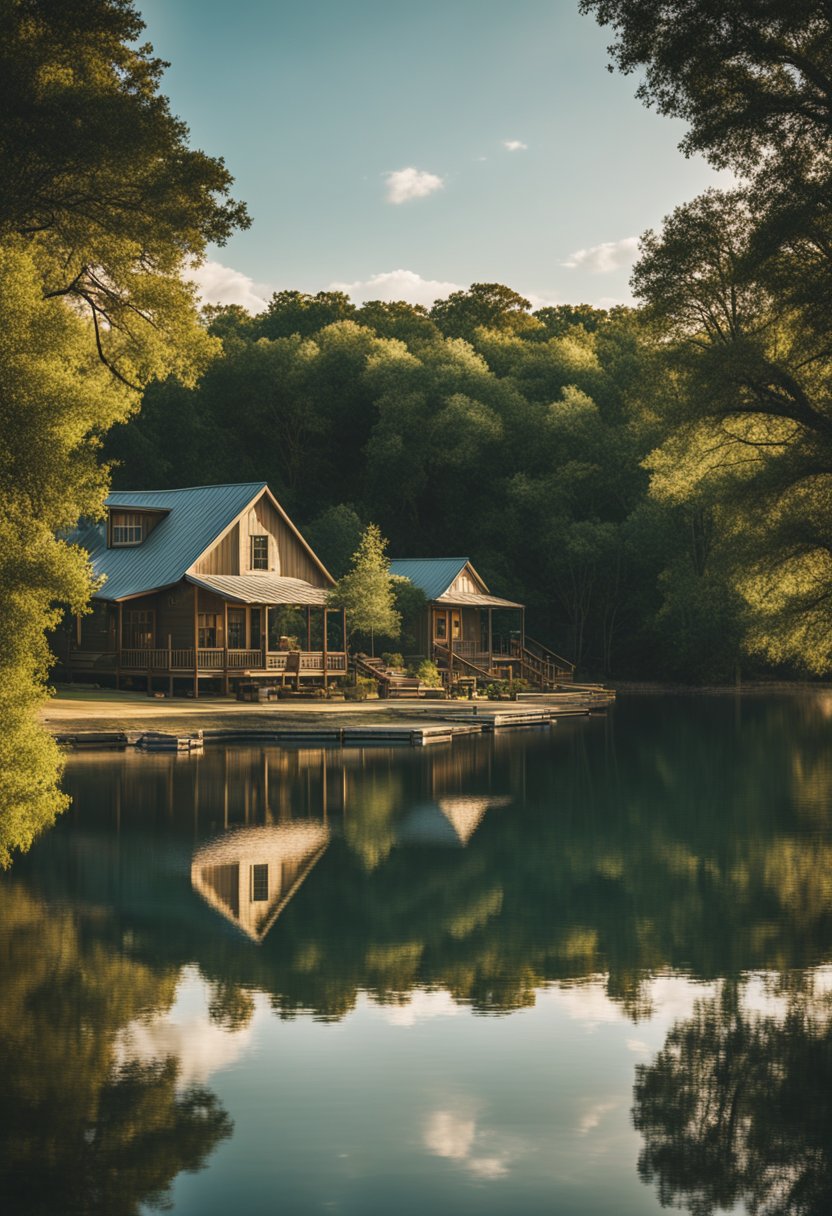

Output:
xmin=250 ymin=864 xmax=269 ymax=902
xmin=198 ymin=613 xmax=219 ymax=647
xmin=227 ymin=608 xmax=246 ymax=649
xmin=433 ymin=612 xmax=448 ymax=641
xmin=111 ymin=511 xmax=142 ymax=546
xmin=251 ymin=535 xmax=269 ymax=570
xmin=457 ymin=574 xmax=475 ymax=593
xmin=124 ymin=609 xmax=154 ymax=648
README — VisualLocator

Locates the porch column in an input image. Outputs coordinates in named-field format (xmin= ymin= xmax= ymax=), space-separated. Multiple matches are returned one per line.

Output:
xmin=193 ymin=583 xmax=199 ymax=700
xmin=342 ymin=608 xmax=347 ymax=666
xmin=487 ymin=607 xmax=493 ymax=669
xmin=116 ymin=602 xmax=123 ymax=690
xmin=222 ymin=600 xmax=229 ymax=695
xmin=322 ymin=605 xmax=329 ymax=691
xmin=306 ymin=606 xmax=312 ymax=650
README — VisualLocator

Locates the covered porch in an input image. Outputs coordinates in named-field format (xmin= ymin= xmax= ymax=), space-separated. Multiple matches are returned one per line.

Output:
xmin=428 ymin=598 xmax=574 ymax=689
xmin=114 ymin=572 xmax=348 ymax=696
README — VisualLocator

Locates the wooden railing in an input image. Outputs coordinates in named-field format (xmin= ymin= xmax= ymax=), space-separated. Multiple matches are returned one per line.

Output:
xmin=510 ymin=637 xmax=575 ymax=687
xmin=117 ymin=647 xmax=346 ymax=673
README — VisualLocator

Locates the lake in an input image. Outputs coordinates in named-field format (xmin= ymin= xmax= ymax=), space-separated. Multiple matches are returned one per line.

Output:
xmin=3 ymin=693 xmax=832 ymax=1215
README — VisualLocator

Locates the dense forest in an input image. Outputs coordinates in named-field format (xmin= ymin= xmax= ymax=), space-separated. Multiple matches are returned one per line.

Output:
xmin=106 ymin=287 xmax=742 ymax=683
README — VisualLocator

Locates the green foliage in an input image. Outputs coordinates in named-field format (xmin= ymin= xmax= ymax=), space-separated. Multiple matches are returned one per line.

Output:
xmin=411 ymin=660 xmax=443 ymax=688
xmin=304 ymin=504 xmax=364 ymax=578
xmin=329 ymin=525 xmax=401 ymax=644
xmin=582 ymin=0 xmax=832 ymax=675
xmin=344 ymin=675 xmax=377 ymax=701
xmin=0 ymin=1 xmax=248 ymax=864
xmin=381 ymin=652 xmax=405 ymax=670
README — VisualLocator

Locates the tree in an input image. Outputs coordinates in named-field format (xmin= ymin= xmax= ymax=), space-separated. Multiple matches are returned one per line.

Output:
xmin=329 ymin=525 xmax=400 ymax=653
xmin=581 ymin=1 xmax=832 ymax=673
xmin=0 ymin=0 xmax=248 ymax=864
xmin=430 ymin=282 xmax=544 ymax=342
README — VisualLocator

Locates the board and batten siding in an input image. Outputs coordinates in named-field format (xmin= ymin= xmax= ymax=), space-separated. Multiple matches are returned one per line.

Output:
xmin=193 ymin=492 xmax=326 ymax=586
xmin=193 ymin=523 xmax=240 ymax=576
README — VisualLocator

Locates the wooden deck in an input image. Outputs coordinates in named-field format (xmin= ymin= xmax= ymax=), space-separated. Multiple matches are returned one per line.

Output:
xmin=67 ymin=647 xmax=348 ymax=679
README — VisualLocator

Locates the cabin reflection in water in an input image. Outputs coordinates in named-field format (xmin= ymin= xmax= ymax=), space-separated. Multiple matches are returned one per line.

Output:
xmin=397 ymin=795 xmax=511 ymax=847
xmin=192 ymin=823 xmax=330 ymax=942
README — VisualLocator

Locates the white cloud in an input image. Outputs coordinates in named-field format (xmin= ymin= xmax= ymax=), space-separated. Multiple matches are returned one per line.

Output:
xmin=423 ymin=1109 xmax=518 ymax=1180
xmin=385 ymin=166 xmax=444 ymax=204
xmin=577 ymin=1100 xmax=618 ymax=1135
xmin=188 ymin=258 xmax=270 ymax=312
xmin=328 ymin=268 xmax=462 ymax=307
xmin=377 ymin=989 xmax=463 ymax=1027
xmin=503 ymin=139 xmax=528 ymax=152
xmin=562 ymin=236 xmax=639 ymax=273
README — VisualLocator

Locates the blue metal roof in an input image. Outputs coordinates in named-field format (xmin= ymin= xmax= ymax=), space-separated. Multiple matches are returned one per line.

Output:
xmin=389 ymin=558 xmax=471 ymax=600
xmin=70 ymin=483 xmax=267 ymax=601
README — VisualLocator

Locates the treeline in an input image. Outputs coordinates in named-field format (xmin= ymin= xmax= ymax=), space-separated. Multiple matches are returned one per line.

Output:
xmin=105 ymin=285 xmax=747 ymax=681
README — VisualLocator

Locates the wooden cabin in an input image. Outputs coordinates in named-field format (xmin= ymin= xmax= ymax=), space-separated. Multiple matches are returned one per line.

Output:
xmin=389 ymin=557 xmax=573 ymax=689
xmin=61 ymin=482 xmax=347 ymax=695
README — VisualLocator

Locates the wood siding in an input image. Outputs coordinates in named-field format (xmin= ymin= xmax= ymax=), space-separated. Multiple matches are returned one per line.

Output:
xmin=447 ymin=564 xmax=486 ymax=596
xmin=193 ymin=491 xmax=326 ymax=586
xmin=194 ymin=523 xmax=240 ymax=576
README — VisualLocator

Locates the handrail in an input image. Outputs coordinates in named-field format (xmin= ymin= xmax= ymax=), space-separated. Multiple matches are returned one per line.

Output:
xmin=519 ymin=635 xmax=576 ymax=672
xmin=432 ymin=643 xmax=493 ymax=681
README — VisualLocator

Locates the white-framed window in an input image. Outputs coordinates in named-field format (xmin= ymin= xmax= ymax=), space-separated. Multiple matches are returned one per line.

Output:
xmin=111 ymin=511 xmax=143 ymax=545
xmin=251 ymin=535 xmax=269 ymax=570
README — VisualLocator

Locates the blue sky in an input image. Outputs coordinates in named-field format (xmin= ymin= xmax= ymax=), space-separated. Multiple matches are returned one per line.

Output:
xmin=137 ymin=0 xmax=726 ymax=312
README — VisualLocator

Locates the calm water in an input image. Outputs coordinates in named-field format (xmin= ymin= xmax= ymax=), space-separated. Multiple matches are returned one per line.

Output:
xmin=3 ymin=694 xmax=832 ymax=1215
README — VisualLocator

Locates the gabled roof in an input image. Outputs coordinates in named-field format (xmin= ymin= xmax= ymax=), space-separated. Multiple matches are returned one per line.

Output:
xmin=389 ymin=558 xmax=471 ymax=600
xmin=70 ymin=482 xmax=266 ymax=601
xmin=389 ymin=557 xmax=523 ymax=609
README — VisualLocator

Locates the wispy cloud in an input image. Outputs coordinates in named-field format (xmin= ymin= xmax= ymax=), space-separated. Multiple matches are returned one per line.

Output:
xmin=562 ymin=236 xmax=639 ymax=273
xmin=385 ymin=166 xmax=444 ymax=204
xmin=503 ymin=139 xmax=528 ymax=152
xmin=188 ymin=259 xmax=270 ymax=312
xmin=328 ymin=268 xmax=461 ymax=307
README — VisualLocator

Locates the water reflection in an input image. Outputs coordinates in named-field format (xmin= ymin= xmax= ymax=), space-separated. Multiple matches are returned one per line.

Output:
xmin=635 ymin=977 xmax=832 ymax=1216
xmin=192 ymin=823 xmax=330 ymax=942
xmin=0 ymin=885 xmax=232 ymax=1216
xmin=4 ymin=695 xmax=832 ymax=1213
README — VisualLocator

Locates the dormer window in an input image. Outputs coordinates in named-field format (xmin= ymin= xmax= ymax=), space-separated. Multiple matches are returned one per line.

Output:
xmin=111 ymin=511 xmax=143 ymax=546
xmin=251 ymin=535 xmax=269 ymax=570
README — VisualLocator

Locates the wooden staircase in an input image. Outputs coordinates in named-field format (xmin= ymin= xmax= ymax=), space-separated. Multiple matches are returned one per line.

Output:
xmin=353 ymin=653 xmax=426 ymax=697
xmin=511 ymin=637 xmax=575 ymax=690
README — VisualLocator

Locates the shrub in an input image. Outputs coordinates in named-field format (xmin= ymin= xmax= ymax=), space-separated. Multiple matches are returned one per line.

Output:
xmin=410 ymin=659 xmax=443 ymax=688
xmin=344 ymin=675 xmax=377 ymax=701
xmin=381 ymin=652 xmax=405 ymax=670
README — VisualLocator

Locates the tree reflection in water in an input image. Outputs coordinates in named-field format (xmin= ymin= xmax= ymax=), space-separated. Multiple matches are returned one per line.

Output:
xmin=0 ymin=884 xmax=232 ymax=1216
xmin=6 ymin=693 xmax=832 ymax=1208
xmin=634 ymin=979 xmax=832 ymax=1216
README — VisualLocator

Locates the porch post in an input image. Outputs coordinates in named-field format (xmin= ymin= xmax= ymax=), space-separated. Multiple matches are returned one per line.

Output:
xmin=222 ymin=600 xmax=229 ymax=695
xmin=342 ymin=607 xmax=347 ymax=665
xmin=487 ymin=607 xmax=493 ymax=668
xmin=168 ymin=634 xmax=173 ymax=698
xmin=193 ymin=583 xmax=199 ymax=699
xmin=306 ymin=606 xmax=312 ymax=651
xmin=116 ymin=602 xmax=123 ymax=690
xmin=322 ymin=605 xmax=329 ymax=691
